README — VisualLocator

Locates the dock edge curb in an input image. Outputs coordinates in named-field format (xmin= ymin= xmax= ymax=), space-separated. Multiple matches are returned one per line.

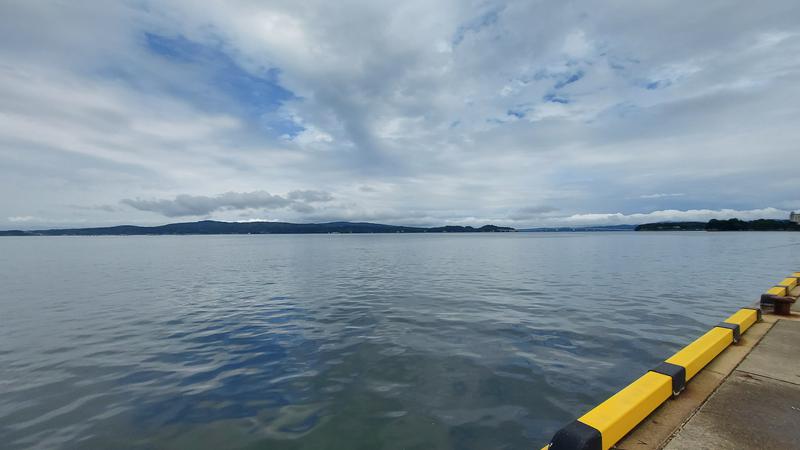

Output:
xmin=541 ymin=272 xmax=799 ymax=450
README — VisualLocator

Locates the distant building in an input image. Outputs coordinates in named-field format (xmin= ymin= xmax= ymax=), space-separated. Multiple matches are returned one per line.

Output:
xmin=791 ymin=212 xmax=800 ymax=224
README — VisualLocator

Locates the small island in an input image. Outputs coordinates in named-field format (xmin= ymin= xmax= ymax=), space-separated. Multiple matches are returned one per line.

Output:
xmin=636 ymin=218 xmax=800 ymax=231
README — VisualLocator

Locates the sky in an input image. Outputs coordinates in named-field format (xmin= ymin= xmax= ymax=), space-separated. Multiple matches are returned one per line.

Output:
xmin=1 ymin=0 xmax=799 ymax=229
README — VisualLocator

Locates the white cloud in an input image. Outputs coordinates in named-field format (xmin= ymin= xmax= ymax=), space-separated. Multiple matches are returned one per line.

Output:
xmin=1 ymin=1 xmax=799 ymax=228
xmin=8 ymin=216 xmax=36 ymax=222
xmin=121 ymin=190 xmax=333 ymax=217
xmin=562 ymin=30 xmax=593 ymax=58
xmin=550 ymin=208 xmax=789 ymax=226
xmin=638 ymin=193 xmax=685 ymax=199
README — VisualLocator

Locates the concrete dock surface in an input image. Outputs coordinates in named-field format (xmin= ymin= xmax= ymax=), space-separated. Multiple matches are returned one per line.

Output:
xmin=663 ymin=318 xmax=800 ymax=449
xmin=614 ymin=312 xmax=800 ymax=450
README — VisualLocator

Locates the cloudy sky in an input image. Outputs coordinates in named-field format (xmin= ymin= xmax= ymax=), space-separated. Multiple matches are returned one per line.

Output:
xmin=1 ymin=1 xmax=799 ymax=229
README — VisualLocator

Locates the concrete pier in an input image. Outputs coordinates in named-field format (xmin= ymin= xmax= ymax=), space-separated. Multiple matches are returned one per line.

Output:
xmin=614 ymin=311 xmax=800 ymax=450
xmin=544 ymin=276 xmax=799 ymax=450
xmin=663 ymin=318 xmax=800 ymax=449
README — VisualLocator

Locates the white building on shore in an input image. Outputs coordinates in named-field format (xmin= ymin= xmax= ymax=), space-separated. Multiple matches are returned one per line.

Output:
xmin=791 ymin=212 xmax=800 ymax=224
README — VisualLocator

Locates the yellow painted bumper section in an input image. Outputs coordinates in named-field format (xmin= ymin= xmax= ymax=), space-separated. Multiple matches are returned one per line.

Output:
xmin=542 ymin=302 xmax=767 ymax=450
xmin=777 ymin=277 xmax=798 ymax=290
xmin=724 ymin=308 xmax=758 ymax=333
xmin=665 ymin=327 xmax=732 ymax=380
xmin=767 ymin=286 xmax=787 ymax=296
xmin=766 ymin=272 xmax=800 ymax=297
xmin=577 ymin=372 xmax=672 ymax=450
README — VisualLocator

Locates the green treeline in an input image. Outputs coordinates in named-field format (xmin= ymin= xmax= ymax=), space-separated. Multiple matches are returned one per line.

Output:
xmin=636 ymin=219 xmax=800 ymax=231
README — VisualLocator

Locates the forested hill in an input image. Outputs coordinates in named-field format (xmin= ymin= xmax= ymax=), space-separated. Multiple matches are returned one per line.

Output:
xmin=0 ymin=220 xmax=516 ymax=236
xmin=636 ymin=219 xmax=800 ymax=231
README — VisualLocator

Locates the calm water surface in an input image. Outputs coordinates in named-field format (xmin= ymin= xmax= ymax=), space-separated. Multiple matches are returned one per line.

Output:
xmin=1 ymin=232 xmax=798 ymax=449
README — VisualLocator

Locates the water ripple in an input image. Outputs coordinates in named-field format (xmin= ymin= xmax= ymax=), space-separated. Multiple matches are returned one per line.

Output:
xmin=0 ymin=232 xmax=798 ymax=449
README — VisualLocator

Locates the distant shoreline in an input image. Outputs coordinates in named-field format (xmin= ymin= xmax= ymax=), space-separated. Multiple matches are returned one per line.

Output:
xmin=0 ymin=220 xmax=516 ymax=236
xmin=3 ymin=218 xmax=798 ymax=237
xmin=635 ymin=218 xmax=800 ymax=232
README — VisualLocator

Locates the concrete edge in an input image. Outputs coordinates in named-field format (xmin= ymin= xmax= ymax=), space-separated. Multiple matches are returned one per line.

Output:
xmin=615 ymin=285 xmax=800 ymax=449
xmin=614 ymin=314 xmax=791 ymax=449
xmin=662 ymin=318 xmax=800 ymax=449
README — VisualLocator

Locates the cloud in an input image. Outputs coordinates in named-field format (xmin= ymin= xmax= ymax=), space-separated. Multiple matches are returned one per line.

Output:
xmin=508 ymin=206 xmax=560 ymax=220
xmin=1 ymin=1 xmax=799 ymax=227
xmin=69 ymin=204 xmax=118 ymax=212
xmin=638 ymin=193 xmax=685 ymax=199
xmin=286 ymin=190 xmax=334 ymax=203
xmin=8 ymin=216 xmax=36 ymax=222
xmin=121 ymin=190 xmax=333 ymax=217
xmin=548 ymin=207 xmax=789 ymax=226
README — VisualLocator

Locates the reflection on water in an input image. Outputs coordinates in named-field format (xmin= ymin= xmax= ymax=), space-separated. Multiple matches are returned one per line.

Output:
xmin=0 ymin=232 xmax=798 ymax=449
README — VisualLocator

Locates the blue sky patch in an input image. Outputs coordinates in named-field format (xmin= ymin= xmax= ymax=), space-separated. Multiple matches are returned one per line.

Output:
xmin=143 ymin=32 xmax=299 ymax=136
xmin=645 ymin=79 xmax=672 ymax=90
xmin=543 ymin=93 xmax=570 ymax=104
xmin=145 ymin=33 xmax=203 ymax=62
xmin=452 ymin=6 xmax=504 ymax=46
xmin=506 ymin=108 xmax=526 ymax=118
xmin=554 ymin=70 xmax=585 ymax=89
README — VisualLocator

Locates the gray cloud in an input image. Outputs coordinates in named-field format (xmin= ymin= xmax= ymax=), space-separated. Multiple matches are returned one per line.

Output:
xmin=508 ymin=206 xmax=560 ymax=221
xmin=638 ymin=193 xmax=685 ymax=199
xmin=286 ymin=190 xmax=334 ymax=203
xmin=545 ymin=208 xmax=790 ymax=227
xmin=121 ymin=190 xmax=333 ymax=217
xmin=1 ymin=1 xmax=799 ymax=229
xmin=70 ymin=204 xmax=118 ymax=212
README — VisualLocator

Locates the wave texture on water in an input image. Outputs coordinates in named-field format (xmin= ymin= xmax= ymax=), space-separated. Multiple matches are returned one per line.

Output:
xmin=0 ymin=232 xmax=797 ymax=449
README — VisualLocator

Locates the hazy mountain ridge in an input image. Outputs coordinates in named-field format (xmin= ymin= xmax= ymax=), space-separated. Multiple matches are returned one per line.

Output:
xmin=518 ymin=225 xmax=637 ymax=232
xmin=0 ymin=220 xmax=515 ymax=236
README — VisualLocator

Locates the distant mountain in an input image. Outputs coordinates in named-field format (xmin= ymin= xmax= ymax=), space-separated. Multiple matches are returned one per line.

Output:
xmin=0 ymin=220 xmax=516 ymax=236
xmin=634 ymin=221 xmax=707 ymax=231
xmin=636 ymin=219 xmax=800 ymax=231
xmin=426 ymin=224 xmax=516 ymax=233
xmin=518 ymin=224 xmax=637 ymax=232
